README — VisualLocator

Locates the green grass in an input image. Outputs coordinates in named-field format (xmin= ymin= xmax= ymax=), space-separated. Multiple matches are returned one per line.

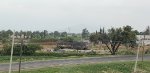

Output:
xmin=0 ymin=52 xmax=108 ymax=63
xmin=0 ymin=56 xmax=83 ymax=63
xmin=1 ymin=61 xmax=150 ymax=73
xmin=0 ymin=55 xmax=105 ymax=63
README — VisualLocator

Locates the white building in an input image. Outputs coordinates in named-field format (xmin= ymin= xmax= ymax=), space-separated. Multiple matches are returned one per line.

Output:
xmin=136 ymin=35 xmax=150 ymax=45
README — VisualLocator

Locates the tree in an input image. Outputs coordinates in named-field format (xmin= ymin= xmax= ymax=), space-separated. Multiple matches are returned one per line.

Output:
xmin=133 ymin=30 xmax=140 ymax=35
xmin=89 ymin=33 xmax=99 ymax=45
xmin=82 ymin=28 xmax=89 ymax=40
xmin=98 ymin=27 xmax=105 ymax=45
xmin=61 ymin=32 xmax=67 ymax=37
xmin=40 ymin=31 xmax=44 ymax=39
xmin=102 ymin=28 xmax=123 ymax=55
xmin=101 ymin=26 xmax=137 ymax=55
xmin=6 ymin=30 xmax=13 ymax=37
xmin=102 ymin=27 xmax=105 ymax=34
xmin=44 ymin=30 xmax=48 ymax=38
xmin=32 ymin=31 xmax=41 ymax=39
xmin=54 ymin=31 xmax=60 ymax=38
xmin=0 ymin=30 xmax=10 ymax=43
xmin=100 ymin=28 xmax=103 ymax=34
xmin=15 ymin=31 xmax=19 ymax=38
xmin=49 ymin=32 xmax=54 ymax=38
xmin=122 ymin=25 xmax=137 ymax=48
xmin=26 ymin=31 xmax=32 ymax=39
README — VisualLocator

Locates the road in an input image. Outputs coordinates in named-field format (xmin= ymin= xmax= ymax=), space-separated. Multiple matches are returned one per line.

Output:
xmin=0 ymin=55 xmax=150 ymax=71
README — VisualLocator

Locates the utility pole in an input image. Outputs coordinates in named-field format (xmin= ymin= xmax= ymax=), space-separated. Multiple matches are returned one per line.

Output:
xmin=142 ymin=35 xmax=145 ymax=62
xmin=18 ymin=39 xmax=23 ymax=73
xmin=134 ymin=39 xmax=141 ymax=72
xmin=134 ymin=44 xmax=140 ymax=72
xmin=9 ymin=30 xmax=15 ymax=73
xmin=142 ymin=39 xmax=144 ymax=62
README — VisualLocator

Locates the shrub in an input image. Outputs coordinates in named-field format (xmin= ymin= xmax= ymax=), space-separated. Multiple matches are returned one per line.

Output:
xmin=2 ymin=44 xmax=42 ymax=56
xmin=23 ymin=44 xmax=42 ymax=55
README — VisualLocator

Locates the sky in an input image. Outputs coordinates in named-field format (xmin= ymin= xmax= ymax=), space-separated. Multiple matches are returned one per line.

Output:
xmin=0 ymin=0 xmax=150 ymax=33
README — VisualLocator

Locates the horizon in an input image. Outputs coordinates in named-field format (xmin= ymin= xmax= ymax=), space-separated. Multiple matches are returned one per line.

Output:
xmin=0 ymin=24 xmax=149 ymax=33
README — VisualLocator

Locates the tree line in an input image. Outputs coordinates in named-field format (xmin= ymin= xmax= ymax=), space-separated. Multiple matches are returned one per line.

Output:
xmin=0 ymin=29 xmax=90 ymax=43
xmin=0 ymin=26 xmax=149 ymax=43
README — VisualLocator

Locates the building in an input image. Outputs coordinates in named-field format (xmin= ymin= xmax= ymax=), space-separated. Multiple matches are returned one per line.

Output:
xmin=136 ymin=35 xmax=150 ymax=45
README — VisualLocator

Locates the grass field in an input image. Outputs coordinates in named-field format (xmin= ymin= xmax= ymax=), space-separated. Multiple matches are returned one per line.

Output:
xmin=0 ymin=55 xmax=105 ymax=63
xmin=1 ymin=61 xmax=150 ymax=73
xmin=0 ymin=52 xmax=107 ymax=63
xmin=0 ymin=56 xmax=83 ymax=63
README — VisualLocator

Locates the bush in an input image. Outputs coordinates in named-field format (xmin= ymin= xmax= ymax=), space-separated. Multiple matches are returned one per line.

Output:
xmin=1 ymin=44 xmax=42 ymax=56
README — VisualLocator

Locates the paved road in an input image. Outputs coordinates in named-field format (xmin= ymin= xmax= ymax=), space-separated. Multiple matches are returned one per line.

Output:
xmin=0 ymin=55 xmax=150 ymax=71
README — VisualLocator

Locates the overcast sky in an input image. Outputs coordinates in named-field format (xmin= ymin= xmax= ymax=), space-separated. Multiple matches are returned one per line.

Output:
xmin=0 ymin=0 xmax=150 ymax=33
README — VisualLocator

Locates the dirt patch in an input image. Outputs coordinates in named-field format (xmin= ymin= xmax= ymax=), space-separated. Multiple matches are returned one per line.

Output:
xmin=41 ymin=45 xmax=56 ymax=52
